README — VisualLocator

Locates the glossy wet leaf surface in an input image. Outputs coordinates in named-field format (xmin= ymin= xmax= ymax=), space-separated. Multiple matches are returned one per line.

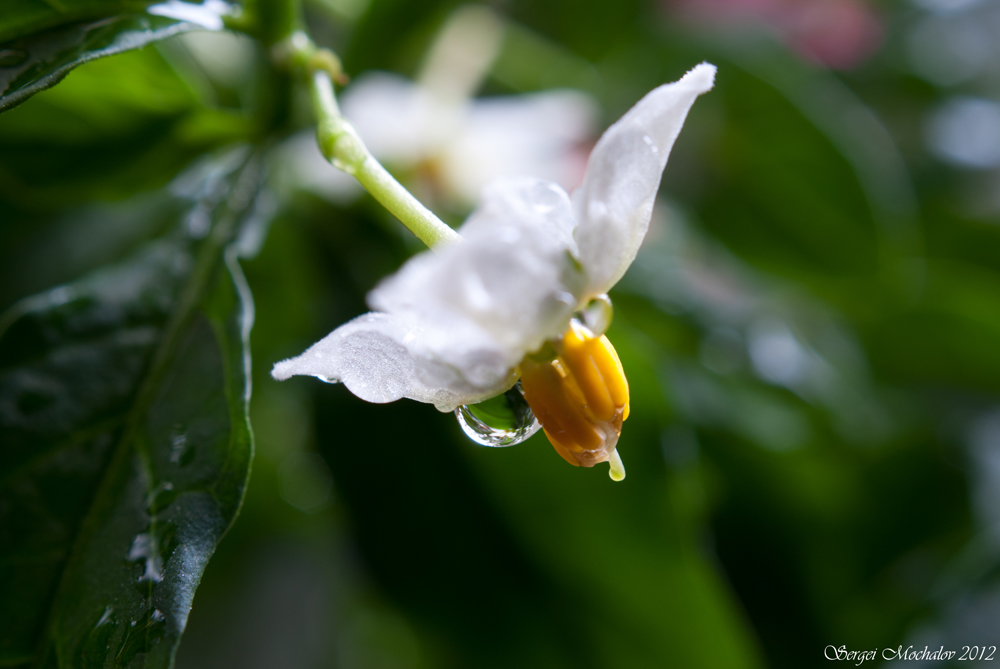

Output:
xmin=0 ymin=0 xmax=155 ymax=43
xmin=0 ymin=150 xmax=263 ymax=668
xmin=0 ymin=1 xmax=229 ymax=113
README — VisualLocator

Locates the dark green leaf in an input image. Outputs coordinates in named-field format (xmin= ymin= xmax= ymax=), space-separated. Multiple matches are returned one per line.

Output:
xmin=0 ymin=1 xmax=230 ymax=113
xmin=0 ymin=44 xmax=254 ymax=212
xmin=0 ymin=0 xmax=153 ymax=44
xmin=0 ymin=149 xmax=264 ymax=668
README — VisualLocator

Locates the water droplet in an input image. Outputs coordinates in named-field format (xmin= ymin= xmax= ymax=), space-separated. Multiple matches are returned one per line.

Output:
xmin=113 ymin=607 xmax=168 ymax=665
xmin=314 ymin=375 xmax=340 ymax=384
xmin=127 ymin=533 xmax=164 ymax=583
xmin=83 ymin=605 xmax=118 ymax=660
xmin=96 ymin=606 xmax=114 ymax=628
xmin=331 ymin=156 xmax=359 ymax=175
xmin=126 ymin=522 xmax=177 ymax=585
xmin=456 ymin=382 xmax=541 ymax=447
xmin=0 ymin=49 xmax=28 ymax=67
xmin=580 ymin=294 xmax=613 ymax=336
xmin=169 ymin=426 xmax=193 ymax=466
xmin=145 ymin=481 xmax=176 ymax=515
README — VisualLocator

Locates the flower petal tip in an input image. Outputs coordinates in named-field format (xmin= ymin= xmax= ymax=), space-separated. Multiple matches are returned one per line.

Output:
xmin=682 ymin=62 xmax=717 ymax=93
xmin=271 ymin=359 xmax=296 ymax=381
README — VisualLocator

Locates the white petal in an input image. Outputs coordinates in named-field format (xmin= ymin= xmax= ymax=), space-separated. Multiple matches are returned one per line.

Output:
xmin=573 ymin=63 xmax=716 ymax=296
xmin=340 ymin=72 xmax=460 ymax=166
xmin=440 ymin=90 xmax=597 ymax=205
xmin=416 ymin=5 xmax=505 ymax=104
xmin=271 ymin=313 xmax=515 ymax=411
xmin=369 ymin=178 xmax=583 ymax=381
xmin=273 ymin=179 xmax=587 ymax=409
xmin=461 ymin=177 xmax=580 ymax=258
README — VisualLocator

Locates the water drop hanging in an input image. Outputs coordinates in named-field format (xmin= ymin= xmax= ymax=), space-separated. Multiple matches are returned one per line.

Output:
xmin=580 ymin=294 xmax=613 ymax=336
xmin=455 ymin=382 xmax=541 ymax=447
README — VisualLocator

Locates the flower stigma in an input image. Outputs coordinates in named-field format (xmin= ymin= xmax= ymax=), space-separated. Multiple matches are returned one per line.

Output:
xmin=520 ymin=317 xmax=630 ymax=481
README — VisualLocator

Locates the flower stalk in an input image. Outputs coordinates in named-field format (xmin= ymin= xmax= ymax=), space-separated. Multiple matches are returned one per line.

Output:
xmin=309 ymin=70 xmax=462 ymax=249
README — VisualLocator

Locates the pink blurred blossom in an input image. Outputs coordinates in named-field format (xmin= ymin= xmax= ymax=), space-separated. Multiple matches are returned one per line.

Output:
xmin=670 ymin=0 xmax=883 ymax=70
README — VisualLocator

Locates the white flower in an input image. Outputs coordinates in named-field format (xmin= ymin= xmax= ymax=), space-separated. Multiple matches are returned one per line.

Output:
xmin=341 ymin=73 xmax=596 ymax=207
xmin=273 ymin=63 xmax=716 ymax=473
xmin=275 ymin=82 xmax=595 ymax=207
xmin=278 ymin=5 xmax=597 ymax=208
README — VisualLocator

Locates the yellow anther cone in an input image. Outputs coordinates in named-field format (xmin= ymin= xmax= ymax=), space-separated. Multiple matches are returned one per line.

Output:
xmin=521 ymin=321 xmax=630 ymax=477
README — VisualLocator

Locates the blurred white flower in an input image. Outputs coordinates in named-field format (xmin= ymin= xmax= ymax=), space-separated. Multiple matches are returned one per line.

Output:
xmin=926 ymin=97 xmax=1000 ymax=168
xmin=273 ymin=64 xmax=716 ymax=471
xmin=342 ymin=73 xmax=596 ymax=207
xmin=671 ymin=0 xmax=882 ymax=70
xmin=279 ymin=5 xmax=597 ymax=208
xmin=907 ymin=13 xmax=992 ymax=86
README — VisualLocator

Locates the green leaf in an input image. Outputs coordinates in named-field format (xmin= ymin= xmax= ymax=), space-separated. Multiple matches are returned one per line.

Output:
xmin=0 ymin=1 xmax=230 ymax=113
xmin=0 ymin=45 xmax=254 ymax=208
xmin=0 ymin=149 xmax=264 ymax=668
xmin=0 ymin=0 xmax=153 ymax=44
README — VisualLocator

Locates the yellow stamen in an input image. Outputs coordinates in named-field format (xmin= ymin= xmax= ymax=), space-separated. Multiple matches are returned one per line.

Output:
xmin=520 ymin=321 xmax=630 ymax=478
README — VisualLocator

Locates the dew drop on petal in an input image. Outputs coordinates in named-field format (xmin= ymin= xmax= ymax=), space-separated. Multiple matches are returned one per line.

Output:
xmin=580 ymin=294 xmax=613 ymax=336
xmin=456 ymin=382 xmax=541 ymax=447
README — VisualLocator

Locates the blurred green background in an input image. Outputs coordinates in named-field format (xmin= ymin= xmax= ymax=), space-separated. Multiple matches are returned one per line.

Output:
xmin=4 ymin=0 xmax=1000 ymax=666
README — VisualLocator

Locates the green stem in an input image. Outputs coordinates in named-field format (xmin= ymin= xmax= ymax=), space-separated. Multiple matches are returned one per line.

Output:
xmin=309 ymin=71 xmax=461 ymax=249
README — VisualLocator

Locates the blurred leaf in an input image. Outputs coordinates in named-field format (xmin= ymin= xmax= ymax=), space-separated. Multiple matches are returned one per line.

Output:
xmin=703 ymin=67 xmax=881 ymax=284
xmin=490 ymin=22 xmax=602 ymax=94
xmin=508 ymin=0 xmax=643 ymax=63
xmin=0 ymin=0 xmax=155 ymax=43
xmin=0 ymin=150 xmax=263 ymax=668
xmin=465 ymin=319 xmax=764 ymax=669
xmin=0 ymin=44 xmax=253 ymax=208
xmin=315 ymin=394 xmax=607 ymax=669
xmin=314 ymin=373 xmax=763 ymax=669
xmin=866 ymin=261 xmax=1000 ymax=392
xmin=0 ymin=1 xmax=230 ymax=113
